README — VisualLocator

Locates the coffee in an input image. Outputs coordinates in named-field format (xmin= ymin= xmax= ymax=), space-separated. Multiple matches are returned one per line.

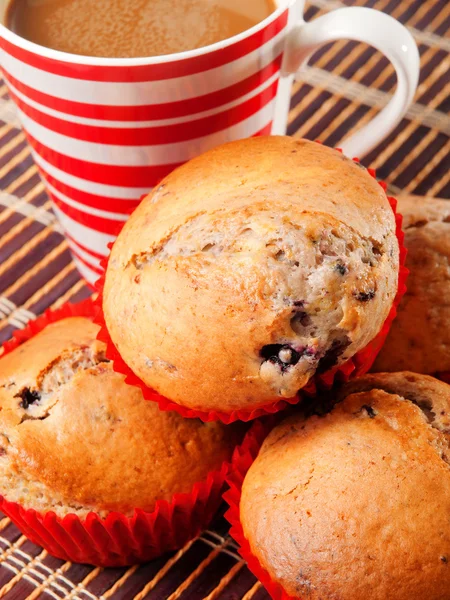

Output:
xmin=5 ymin=0 xmax=277 ymax=58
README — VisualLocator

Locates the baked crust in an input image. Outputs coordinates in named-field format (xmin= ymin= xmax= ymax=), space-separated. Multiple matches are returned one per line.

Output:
xmin=0 ymin=318 xmax=239 ymax=517
xmin=241 ymin=372 xmax=450 ymax=600
xmin=374 ymin=195 xmax=450 ymax=374
xmin=104 ymin=136 xmax=399 ymax=413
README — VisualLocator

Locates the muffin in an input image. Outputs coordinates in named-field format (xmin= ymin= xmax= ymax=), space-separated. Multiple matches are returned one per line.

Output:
xmin=103 ymin=136 xmax=399 ymax=415
xmin=374 ymin=195 xmax=450 ymax=375
xmin=239 ymin=372 xmax=450 ymax=600
xmin=0 ymin=314 xmax=242 ymax=564
xmin=0 ymin=316 xmax=239 ymax=516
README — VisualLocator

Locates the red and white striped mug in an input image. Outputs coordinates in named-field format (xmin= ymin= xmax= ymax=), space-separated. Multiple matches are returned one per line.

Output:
xmin=0 ymin=0 xmax=419 ymax=285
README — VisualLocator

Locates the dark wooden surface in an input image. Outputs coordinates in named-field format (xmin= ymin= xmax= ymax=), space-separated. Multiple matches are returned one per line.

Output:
xmin=0 ymin=0 xmax=448 ymax=598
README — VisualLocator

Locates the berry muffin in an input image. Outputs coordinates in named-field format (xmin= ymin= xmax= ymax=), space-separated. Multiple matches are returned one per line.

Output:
xmin=103 ymin=136 xmax=399 ymax=415
xmin=240 ymin=372 xmax=450 ymax=600
xmin=0 ymin=315 xmax=242 ymax=565
xmin=374 ymin=195 xmax=450 ymax=375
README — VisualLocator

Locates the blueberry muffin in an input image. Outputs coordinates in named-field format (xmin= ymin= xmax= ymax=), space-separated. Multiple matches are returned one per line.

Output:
xmin=374 ymin=195 xmax=450 ymax=375
xmin=240 ymin=372 xmax=450 ymax=600
xmin=103 ymin=136 xmax=399 ymax=414
xmin=0 ymin=317 xmax=240 ymax=517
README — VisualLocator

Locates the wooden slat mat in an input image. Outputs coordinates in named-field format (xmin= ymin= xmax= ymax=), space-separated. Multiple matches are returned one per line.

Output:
xmin=0 ymin=0 xmax=448 ymax=598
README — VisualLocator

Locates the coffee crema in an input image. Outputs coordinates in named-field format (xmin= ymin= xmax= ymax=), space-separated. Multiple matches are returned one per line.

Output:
xmin=5 ymin=0 xmax=277 ymax=58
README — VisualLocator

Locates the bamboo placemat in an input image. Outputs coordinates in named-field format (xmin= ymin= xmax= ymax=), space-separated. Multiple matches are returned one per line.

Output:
xmin=0 ymin=0 xmax=449 ymax=598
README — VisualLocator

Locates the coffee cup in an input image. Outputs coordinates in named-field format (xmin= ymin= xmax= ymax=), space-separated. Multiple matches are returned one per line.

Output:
xmin=0 ymin=0 xmax=419 ymax=285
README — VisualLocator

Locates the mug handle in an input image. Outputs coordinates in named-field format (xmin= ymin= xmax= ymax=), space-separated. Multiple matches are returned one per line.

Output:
xmin=281 ymin=6 xmax=420 ymax=157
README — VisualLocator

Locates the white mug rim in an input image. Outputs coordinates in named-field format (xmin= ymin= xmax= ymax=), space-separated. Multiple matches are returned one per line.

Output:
xmin=0 ymin=0 xmax=292 ymax=67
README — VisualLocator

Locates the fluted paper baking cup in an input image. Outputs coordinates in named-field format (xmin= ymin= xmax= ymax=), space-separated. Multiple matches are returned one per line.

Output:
xmin=94 ymin=163 xmax=408 ymax=424
xmin=223 ymin=419 xmax=297 ymax=600
xmin=0 ymin=299 xmax=264 ymax=566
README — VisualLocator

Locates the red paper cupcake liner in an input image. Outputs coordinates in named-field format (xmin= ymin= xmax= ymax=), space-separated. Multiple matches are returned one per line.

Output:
xmin=223 ymin=424 xmax=296 ymax=600
xmin=0 ymin=299 xmax=266 ymax=566
xmin=93 ymin=158 xmax=409 ymax=424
